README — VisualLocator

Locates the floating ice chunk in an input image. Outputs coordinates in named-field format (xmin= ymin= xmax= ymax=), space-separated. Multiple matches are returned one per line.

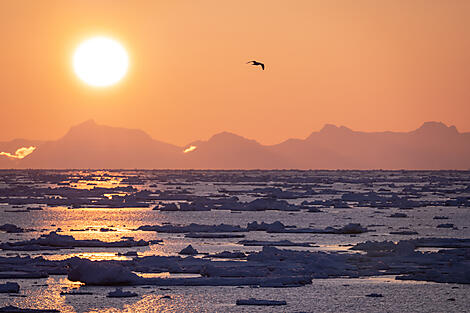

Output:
xmin=437 ymin=223 xmax=455 ymax=229
xmin=236 ymin=298 xmax=287 ymax=306
xmin=307 ymin=207 xmax=323 ymax=213
xmin=433 ymin=216 xmax=449 ymax=220
xmin=389 ymin=213 xmax=407 ymax=218
xmin=185 ymin=233 xmax=244 ymax=239
xmin=396 ymin=261 xmax=470 ymax=284
xmin=207 ymin=251 xmax=246 ymax=259
xmin=238 ymin=240 xmax=313 ymax=247
xmin=138 ymin=223 xmax=244 ymax=233
xmin=412 ymin=238 xmax=470 ymax=248
xmin=0 ymin=224 xmax=30 ymax=233
xmin=247 ymin=221 xmax=368 ymax=234
xmin=0 ymin=232 xmax=149 ymax=251
xmin=118 ymin=251 xmax=138 ymax=257
xmin=335 ymin=223 xmax=368 ymax=234
xmin=350 ymin=240 xmax=415 ymax=256
xmin=179 ymin=201 xmax=210 ymax=211
xmin=153 ymin=203 xmax=178 ymax=211
xmin=333 ymin=201 xmax=351 ymax=209
xmin=246 ymin=221 xmax=286 ymax=232
xmin=107 ymin=288 xmax=138 ymax=298
xmin=67 ymin=258 xmax=141 ymax=285
xmin=138 ymin=221 xmax=368 ymax=235
xmin=142 ymin=276 xmax=311 ymax=287
xmin=99 ymin=227 xmax=116 ymax=232
xmin=246 ymin=246 xmax=351 ymax=279
xmin=0 ymin=306 xmax=60 ymax=313
xmin=60 ymin=290 xmax=93 ymax=295
xmin=389 ymin=231 xmax=418 ymax=235
xmin=0 ymin=282 xmax=19 ymax=293
xmin=179 ymin=245 xmax=198 ymax=255
xmin=246 ymin=198 xmax=298 ymax=211
xmin=326 ymin=223 xmax=368 ymax=234
xmin=26 ymin=206 xmax=43 ymax=211
xmin=0 ymin=271 xmax=48 ymax=279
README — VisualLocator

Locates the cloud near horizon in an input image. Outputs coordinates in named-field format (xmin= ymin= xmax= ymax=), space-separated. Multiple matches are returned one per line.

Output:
xmin=183 ymin=145 xmax=197 ymax=153
xmin=0 ymin=146 xmax=36 ymax=159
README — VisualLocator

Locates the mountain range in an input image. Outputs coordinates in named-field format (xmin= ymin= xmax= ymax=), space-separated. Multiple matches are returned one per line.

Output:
xmin=1 ymin=120 xmax=469 ymax=169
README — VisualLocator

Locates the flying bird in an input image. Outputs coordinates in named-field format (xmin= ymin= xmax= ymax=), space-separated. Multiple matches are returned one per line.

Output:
xmin=246 ymin=60 xmax=265 ymax=70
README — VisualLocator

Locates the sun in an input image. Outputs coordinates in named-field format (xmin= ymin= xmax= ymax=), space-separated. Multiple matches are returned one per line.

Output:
xmin=73 ymin=36 xmax=129 ymax=87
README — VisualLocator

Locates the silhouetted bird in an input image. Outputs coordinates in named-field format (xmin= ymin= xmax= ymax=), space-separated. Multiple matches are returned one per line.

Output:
xmin=246 ymin=60 xmax=265 ymax=70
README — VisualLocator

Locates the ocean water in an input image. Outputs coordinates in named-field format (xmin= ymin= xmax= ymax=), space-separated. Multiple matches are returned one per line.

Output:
xmin=0 ymin=170 xmax=469 ymax=312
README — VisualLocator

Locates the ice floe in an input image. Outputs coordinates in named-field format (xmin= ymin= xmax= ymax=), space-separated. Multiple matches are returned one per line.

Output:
xmin=107 ymin=288 xmax=138 ymax=298
xmin=179 ymin=245 xmax=198 ymax=255
xmin=0 ymin=232 xmax=149 ymax=251
xmin=238 ymin=240 xmax=314 ymax=247
xmin=236 ymin=298 xmax=287 ymax=305
xmin=0 ymin=306 xmax=59 ymax=313
xmin=0 ymin=282 xmax=19 ymax=293
xmin=0 ymin=224 xmax=32 ymax=233
xmin=67 ymin=258 xmax=141 ymax=285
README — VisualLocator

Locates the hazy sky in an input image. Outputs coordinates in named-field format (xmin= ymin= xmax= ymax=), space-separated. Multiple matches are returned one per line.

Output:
xmin=1 ymin=0 xmax=470 ymax=145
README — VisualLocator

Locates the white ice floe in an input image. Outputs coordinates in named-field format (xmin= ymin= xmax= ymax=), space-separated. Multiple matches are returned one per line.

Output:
xmin=107 ymin=288 xmax=138 ymax=298
xmin=436 ymin=223 xmax=455 ymax=229
xmin=153 ymin=203 xmax=178 ymax=211
xmin=138 ymin=223 xmax=244 ymax=233
xmin=389 ymin=231 xmax=419 ymax=235
xmin=179 ymin=245 xmax=198 ymax=255
xmin=0 ymin=282 xmax=20 ymax=293
xmin=350 ymin=238 xmax=470 ymax=284
xmin=2 ymin=235 xmax=468 ymax=287
xmin=60 ymin=290 xmax=93 ymax=295
xmin=326 ymin=223 xmax=368 ymax=234
xmin=137 ymin=221 xmax=368 ymax=234
xmin=236 ymin=298 xmax=287 ymax=306
xmin=185 ymin=233 xmax=245 ymax=239
xmin=118 ymin=251 xmax=138 ymax=257
xmin=238 ymin=240 xmax=313 ymax=247
xmin=0 ymin=306 xmax=59 ymax=313
xmin=246 ymin=221 xmax=286 ymax=232
xmin=0 ymin=232 xmax=149 ymax=251
xmin=206 ymin=251 xmax=246 ymax=259
xmin=389 ymin=213 xmax=408 ymax=218
xmin=67 ymin=258 xmax=141 ymax=285
xmin=0 ymin=224 xmax=31 ymax=233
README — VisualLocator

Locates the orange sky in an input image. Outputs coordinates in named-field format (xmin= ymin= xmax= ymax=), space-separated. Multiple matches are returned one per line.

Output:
xmin=1 ymin=0 xmax=470 ymax=145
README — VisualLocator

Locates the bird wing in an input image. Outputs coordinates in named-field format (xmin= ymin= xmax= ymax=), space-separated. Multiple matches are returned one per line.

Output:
xmin=246 ymin=61 xmax=255 ymax=64
xmin=261 ymin=63 xmax=265 ymax=70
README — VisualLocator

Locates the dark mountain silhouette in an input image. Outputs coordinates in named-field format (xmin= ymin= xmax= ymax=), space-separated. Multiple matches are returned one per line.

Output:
xmin=182 ymin=132 xmax=289 ymax=169
xmin=17 ymin=120 xmax=182 ymax=169
xmin=1 ymin=120 xmax=469 ymax=169
xmin=270 ymin=121 xmax=470 ymax=169
xmin=0 ymin=156 xmax=15 ymax=168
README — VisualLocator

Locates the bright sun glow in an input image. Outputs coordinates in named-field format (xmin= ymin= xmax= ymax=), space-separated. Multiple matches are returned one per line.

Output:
xmin=73 ymin=37 xmax=129 ymax=87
